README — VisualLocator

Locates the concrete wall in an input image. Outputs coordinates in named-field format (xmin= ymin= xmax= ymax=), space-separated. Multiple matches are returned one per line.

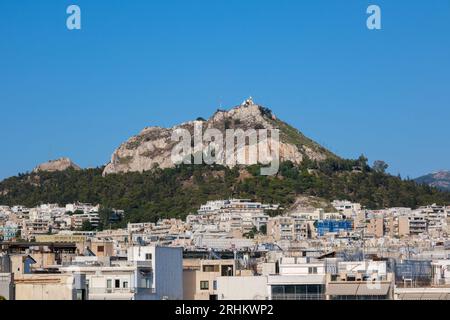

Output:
xmin=29 ymin=252 xmax=56 ymax=269
xmin=182 ymin=269 xmax=219 ymax=300
xmin=183 ymin=269 xmax=197 ymax=300
xmin=15 ymin=274 xmax=76 ymax=300
xmin=0 ymin=273 xmax=14 ymax=300
xmin=217 ymin=276 xmax=268 ymax=300
xmin=399 ymin=216 xmax=410 ymax=237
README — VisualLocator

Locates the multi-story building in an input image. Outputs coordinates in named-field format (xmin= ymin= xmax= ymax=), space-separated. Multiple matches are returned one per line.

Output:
xmin=72 ymin=212 xmax=100 ymax=229
xmin=267 ymin=257 xmax=327 ymax=300
xmin=325 ymin=261 xmax=394 ymax=300
xmin=0 ymin=222 xmax=18 ymax=241
xmin=21 ymin=219 xmax=50 ymax=240
xmin=183 ymin=259 xmax=237 ymax=300
xmin=332 ymin=200 xmax=362 ymax=217
xmin=366 ymin=218 xmax=384 ymax=238
xmin=399 ymin=214 xmax=428 ymax=237
xmin=126 ymin=245 xmax=183 ymax=300
xmin=316 ymin=220 xmax=353 ymax=237
xmin=14 ymin=273 xmax=87 ymax=300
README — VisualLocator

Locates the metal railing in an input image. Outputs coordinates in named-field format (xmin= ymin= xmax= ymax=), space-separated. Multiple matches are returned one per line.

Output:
xmin=88 ymin=287 xmax=156 ymax=295
xmin=271 ymin=293 xmax=325 ymax=300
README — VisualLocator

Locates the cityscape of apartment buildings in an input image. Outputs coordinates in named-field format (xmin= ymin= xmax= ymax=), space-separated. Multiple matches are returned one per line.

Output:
xmin=1 ymin=199 xmax=450 ymax=300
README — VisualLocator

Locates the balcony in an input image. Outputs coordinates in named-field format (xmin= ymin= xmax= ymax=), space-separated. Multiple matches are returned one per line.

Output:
xmin=136 ymin=260 xmax=153 ymax=268
xmin=88 ymin=287 xmax=156 ymax=295
xmin=271 ymin=293 xmax=325 ymax=300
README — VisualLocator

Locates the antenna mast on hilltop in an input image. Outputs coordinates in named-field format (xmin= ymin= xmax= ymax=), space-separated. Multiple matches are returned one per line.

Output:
xmin=241 ymin=96 xmax=254 ymax=107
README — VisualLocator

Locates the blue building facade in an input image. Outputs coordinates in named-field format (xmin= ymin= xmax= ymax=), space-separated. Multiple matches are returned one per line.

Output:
xmin=316 ymin=220 xmax=353 ymax=236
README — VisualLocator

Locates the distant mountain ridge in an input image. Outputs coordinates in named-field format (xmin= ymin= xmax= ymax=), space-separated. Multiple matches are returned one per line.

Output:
xmin=415 ymin=171 xmax=450 ymax=191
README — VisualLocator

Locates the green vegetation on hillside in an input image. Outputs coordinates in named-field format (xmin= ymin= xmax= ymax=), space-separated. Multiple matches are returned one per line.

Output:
xmin=268 ymin=116 xmax=337 ymax=160
xmin=1 ymin=157 xmax=449 ymax=230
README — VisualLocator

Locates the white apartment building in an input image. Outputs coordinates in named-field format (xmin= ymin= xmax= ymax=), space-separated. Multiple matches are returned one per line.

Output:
xmin=60 ymin=245 xmax=183 ymax=300
xmin=267 ymin=257 xmax=327 ymax=300
xmin=127 ymin=245 xmax=183 ymax=300
xmin=72 ymin=212 xmax=100 ymax=229
xmin=65 ymin=203 xmax=100 ymax=214
xmin=332 ymin=200 xmax=362 ymax=217
xmin=196 ymin=199 xmax=272 ymax=233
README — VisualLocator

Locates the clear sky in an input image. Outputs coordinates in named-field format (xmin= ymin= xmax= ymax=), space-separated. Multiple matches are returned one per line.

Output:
xmin=1 ymin=0 xmax=449 ymax=180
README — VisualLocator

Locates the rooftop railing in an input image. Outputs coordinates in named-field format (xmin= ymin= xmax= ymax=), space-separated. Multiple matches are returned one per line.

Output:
xmin=271 ymin=293 xmax=325 ymax=300
xmin=88 ymin=287 xmax=156 ymax=295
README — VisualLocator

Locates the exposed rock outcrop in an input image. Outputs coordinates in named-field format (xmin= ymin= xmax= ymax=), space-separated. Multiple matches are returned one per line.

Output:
xmin=33 ymin=157 xmax=81 ymax=173
xmin=103 ymin=99 xmax=335 ymax=175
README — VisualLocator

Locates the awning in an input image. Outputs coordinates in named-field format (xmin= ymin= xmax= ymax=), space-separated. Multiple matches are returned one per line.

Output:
xmin=326 ymin=282 xmax=391 ymax=296
xmin=398 ymin=293 xmax=423 ymax=300
xmin=356 ymin=283 xmax=390 ymax=296
xmin=326 ymin=283 xmax=359 ymax=295
xmin=399 ymin=293 xmax=450 ymax=300
xmin=419 ymin=293 xmax=447 ymax=300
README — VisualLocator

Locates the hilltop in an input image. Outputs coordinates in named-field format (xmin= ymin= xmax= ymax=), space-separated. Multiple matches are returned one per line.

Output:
xmin=33 ymin=157 xmax=81 ymax=173
xmin=415 ymin=171 xmax=450 ymax=191
xmin=103 ymin=98 xmax=336 ymax=175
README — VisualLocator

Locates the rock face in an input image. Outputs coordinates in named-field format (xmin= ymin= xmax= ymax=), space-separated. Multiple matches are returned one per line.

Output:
xmin=33 ymin=157 xmax=81 ymax=173
xmin=415 ymin=171 xmax=450 ymax=191
xmin=103 ymin=99 xmax=336 ymax=175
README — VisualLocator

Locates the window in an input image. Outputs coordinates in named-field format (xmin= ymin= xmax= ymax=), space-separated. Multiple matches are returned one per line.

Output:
xmin=145 ymin=253 xmax=152 ymax=260
xmin=200 ymin=281 xmax=209 ymax=290
xmin=107 ymin=279 xmax=112 ymax=289
xmin=213 ymin=280 xmax=217 ymax=290
xmin=76 ymin=289 xmax=85 ymax=300
xmin=97 ymin=245 xmax=104 ymax=253
xmin=123 ymin=281 xmax=128 ymax=288
xmin=221 ymin=265 xmax=234 ymax=276
xmin=203 ymin=265 xmax=219 ymax=272
xmin=271 ymin=285 xmax=325 ymax=300
xmin=115 ymin=279 xmax=120 ymax=288
xmin=308 ymin=267 xmax=318 ymax=274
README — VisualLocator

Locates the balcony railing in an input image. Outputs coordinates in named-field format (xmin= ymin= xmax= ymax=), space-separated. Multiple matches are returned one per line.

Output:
xmin=88 ymin=287 xmax=156 ymax=295
xmin=271 ymin=293 xmax=325 ymax=300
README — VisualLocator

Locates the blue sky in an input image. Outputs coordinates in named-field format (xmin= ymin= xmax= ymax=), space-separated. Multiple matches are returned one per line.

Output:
xmin=0 ymin=0 xmax=449 ymax=180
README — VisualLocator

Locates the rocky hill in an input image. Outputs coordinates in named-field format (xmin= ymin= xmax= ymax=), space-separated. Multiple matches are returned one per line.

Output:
xmin=33 ymin=157 xmax=81 ymax=173
xmin=415 ymin=171 xmax=450 ymax=191
xmin=103 ymin=99 xmax=335 ymax=175
xmin=1 ymin=100 xmax=449 ymax=226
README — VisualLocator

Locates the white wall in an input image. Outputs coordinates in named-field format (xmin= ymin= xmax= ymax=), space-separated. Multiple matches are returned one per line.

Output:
xmin=217 ymin=276 xmax=268 ymax=300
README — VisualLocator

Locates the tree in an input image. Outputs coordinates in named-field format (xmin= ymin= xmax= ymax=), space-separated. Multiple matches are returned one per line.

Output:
xmin=373 ymin=160 xmax=389 ymax=173
xmin=259 ymin=224 xmax=267 ymax=235
xmin=357 ymin=154 xmax=369 ymax=170
xmin=80 ymin=220 xmax=94 ymax=231
xmin=244 ymin=226 xmax=259 ymax=239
